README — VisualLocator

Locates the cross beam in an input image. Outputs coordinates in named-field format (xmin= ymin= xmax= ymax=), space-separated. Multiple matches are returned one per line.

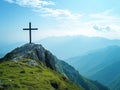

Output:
xmin=23 ymin=22 xmax=38 ymax=44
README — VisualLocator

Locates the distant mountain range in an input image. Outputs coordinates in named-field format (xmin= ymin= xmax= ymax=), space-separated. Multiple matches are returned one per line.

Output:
xmin=39 ymin=35 xmax=120 ymax=59
xmin=66 ymin=45 xmax=120 ymax=90
xmin=90 ymin=60 xmax=120 ymax=89
xmin=0 ymin=53 xmax=3 ymax=58
xmin=1 ymin=35 xmax=120 ymax=59
xmin=0 ymin=42 xmax=25 ymax=58
xmin=0 ymin=43 xmax=109 ymax=90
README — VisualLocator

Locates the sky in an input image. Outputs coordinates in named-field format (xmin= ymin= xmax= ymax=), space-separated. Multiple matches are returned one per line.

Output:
xmin=1 ymin=0 xmax=120 ymax=44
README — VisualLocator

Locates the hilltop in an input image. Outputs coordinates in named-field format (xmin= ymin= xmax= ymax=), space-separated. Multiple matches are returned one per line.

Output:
xmin=0 ymin=43 xmax=109 ymax=90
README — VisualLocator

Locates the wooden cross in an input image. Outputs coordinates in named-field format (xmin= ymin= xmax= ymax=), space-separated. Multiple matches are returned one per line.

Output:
xmin=23 ymin=22 xmax=38 ymax=44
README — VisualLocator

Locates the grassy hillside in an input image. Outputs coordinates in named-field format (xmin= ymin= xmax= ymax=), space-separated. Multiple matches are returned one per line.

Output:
xmin=57 ymin=60 xmax=109 ymax=90
xmin=0 ymin=60 xmax=82 ymax=90
xmin=0 ymin=43 xmax=109 ymax=90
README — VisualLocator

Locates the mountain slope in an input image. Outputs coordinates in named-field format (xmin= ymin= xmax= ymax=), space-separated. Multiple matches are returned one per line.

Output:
xmin=66 ymin=46 xmax=120 ymax=90
xmin=89 ymin=61 xmax=120 ymax=90
xmin=57 ymin=60 xmax=109 ymax=90
xmin=0 ymin=43 xmax=109 ymax=90
xmin=0 ymin=60 xmax=82 ymax=90
xmin=109 ymin=75 xmax=120 ymax=90
xmin=66 ymin=46 xmax=120 ymax=77
xmin=90 ymin=61 xmax=120 ymax=84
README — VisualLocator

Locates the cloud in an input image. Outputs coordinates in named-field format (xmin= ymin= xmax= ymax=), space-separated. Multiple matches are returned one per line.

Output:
xmin=93 ymin=25 xmax=111 ymax=31
xmin=89 ymin=10 xmax=114 ymax=19
xmin=15 ymin=0 xmax=55 ymax=8
xmin=4 ymin=0 xmax=120 ymax=39
xmin=37 ymin=8 xmax=82 ymax=20
xmin=4 ymin=0 xmax=81 ymax=20
xmin=5 ymin=0 xmax=55 ymax=8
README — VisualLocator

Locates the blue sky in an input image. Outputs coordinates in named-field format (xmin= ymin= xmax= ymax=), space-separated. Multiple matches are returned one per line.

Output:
xmin=1 ymin=0 xmax=120 ymax=44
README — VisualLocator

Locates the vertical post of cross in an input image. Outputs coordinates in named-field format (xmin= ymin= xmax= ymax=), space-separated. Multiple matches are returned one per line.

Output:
xmin=23 ymin=22 xmax=38 ymax=44
xmin=29 ymin=22 xmax=32 ymax=44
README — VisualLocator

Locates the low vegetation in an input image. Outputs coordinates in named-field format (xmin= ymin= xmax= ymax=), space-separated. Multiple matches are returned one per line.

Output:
xmin=0 ymin=60 xmax=83 ymax=90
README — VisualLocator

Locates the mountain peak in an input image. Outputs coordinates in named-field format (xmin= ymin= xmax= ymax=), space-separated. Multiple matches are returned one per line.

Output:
xmin=1 ymin=43 xmax=57 ymax=70
xmin=0 ymin=43 xmax=109 ymax=90
xmin=21 ymin=43 xmax=42 ymax=48
xmin=0 ymin=43 xmax=83 ymax=90
xmin=15 ymin=43 xmax=43 ymax=53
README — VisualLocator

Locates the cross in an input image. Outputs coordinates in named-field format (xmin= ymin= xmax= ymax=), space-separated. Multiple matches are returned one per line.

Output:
xmin=23 ymin=22 xmax=38 ymax=44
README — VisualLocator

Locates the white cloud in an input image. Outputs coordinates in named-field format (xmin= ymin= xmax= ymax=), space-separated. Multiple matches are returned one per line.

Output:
xmin=38 ymin=8 xmax=82 ymax=20
xmin=5 ymin=0 xmax=55 ymax=8
xmin=5 ymin=0 xmax=82 ymax=20
xmin=89 ymin=9 xmax=114 ymax=19
xmin=93 ymin=25 xmax=111 ymax=31
xmin=4 ymin=0 xmax=120 ymax=39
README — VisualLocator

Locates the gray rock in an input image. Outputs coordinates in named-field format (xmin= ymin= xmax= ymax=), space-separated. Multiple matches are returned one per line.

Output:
xmin=28 ymin=60 xmax=37 ymax=66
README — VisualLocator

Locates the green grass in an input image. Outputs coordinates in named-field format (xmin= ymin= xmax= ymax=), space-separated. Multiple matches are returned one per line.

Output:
xmin=0 ymin=60 xmax=83 ymax=90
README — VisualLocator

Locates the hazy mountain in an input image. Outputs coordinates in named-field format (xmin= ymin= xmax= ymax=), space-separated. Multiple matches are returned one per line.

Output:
xmin=1 ymin=36 xmax=120 ymax=60
xmin=0 ymin=42 xmax=25 ymax=58
xmin=109 ymin=75 xmax=120 ymax=90
xmin=89 ymin=60 xmax=120 ymax=90
xmin=66 ymin=46 xmax=120 ymax=90
xmin=0 ymin=43 xmax=109 ymax=90
xmin=0 ymin=53 xmax=4 ymax=58
xmin=39 ymin=35 xmax=120 ymax=59
xmin=66 ymin=45 xmax=120 ymax=76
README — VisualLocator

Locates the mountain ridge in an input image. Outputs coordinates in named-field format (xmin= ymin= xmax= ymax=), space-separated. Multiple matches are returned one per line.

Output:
xmin=66 ymin=45 xmax=120 ymax=90
xmin=39 ymin=35 xmax=120 ymax=59
xmin=1 ymin=35 xmax=120 ymax=59
xmin=0 ymin=43 xmax=109 ymax=90
xmin=66 ymin=45 xmax=120 ymax=76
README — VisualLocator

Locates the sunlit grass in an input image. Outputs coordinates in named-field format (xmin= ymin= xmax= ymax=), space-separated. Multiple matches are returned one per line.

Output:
xmin=0 ymin=60 xmax=83 ymax=90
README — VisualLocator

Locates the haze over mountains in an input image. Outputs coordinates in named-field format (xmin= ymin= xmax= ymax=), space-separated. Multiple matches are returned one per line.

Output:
xmin=66 ymin=45 xmax=120 ymax=90
xmin=0 ymin=42 xmax=25 ymax=58
xmin=39 ymin=35 xmax=120 ymax=59
xmin=1 ymin=35 xmax=120 ymax=60
xmin=1 ymin=35 xmax=120 ymax=90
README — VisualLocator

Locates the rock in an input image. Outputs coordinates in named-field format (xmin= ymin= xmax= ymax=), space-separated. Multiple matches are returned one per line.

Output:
xmin=28 ymin=60 xmax=37 ymax=66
